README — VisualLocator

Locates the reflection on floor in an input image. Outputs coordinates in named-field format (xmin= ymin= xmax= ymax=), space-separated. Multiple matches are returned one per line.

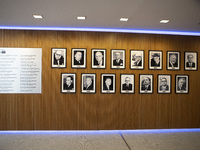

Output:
xmin=0 ymin=129 xmax=200 ymax=150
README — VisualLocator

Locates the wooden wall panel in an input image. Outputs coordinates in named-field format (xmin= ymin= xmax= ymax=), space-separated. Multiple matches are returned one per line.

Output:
xmin=0 ymin=29 xmax=200 ymax=130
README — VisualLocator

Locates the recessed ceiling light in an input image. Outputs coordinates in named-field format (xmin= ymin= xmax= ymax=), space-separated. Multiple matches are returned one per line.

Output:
xmin=120 ymin=18 xmax=129 ymax=22
xmin=33 ymin=15 xmax=43 ymax=19
xmin=77 ymin=16 xmax=86 ymax=20
xmin=160 ymin=20 xmax=169 ymax=23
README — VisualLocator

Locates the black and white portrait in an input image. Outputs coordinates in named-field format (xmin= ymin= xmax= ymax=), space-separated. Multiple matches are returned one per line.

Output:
xmin=51 ymin=48 xmax=66 ymax=68
xmin=111 ymin=49 xmax=125 ymax=69
xmin=157 ymin=75 xmax=171 ymax=94
xmin=130 ymin=50 xmax=144 ymax=69
xmin=184 ymin=52 xmax=198 ymax=71
xmin=139 ymin=74 xmax=153 ymax=94
xmin=61 ymin=73 xmax=76 ymax=93
xmin=167 ymin=51 xmax=180 ymax=70
xmin=149 ymin=50 xmax=162 ymax=70
xmin=175 ymin=75 xmax=189 ymax=94
xmin=91 ymin=49 xmax=106 ymax=69
xmin=120 ymin=74 xmax=135 ymax=94
xmin=101 ymin=74 xmax=116 ymax=93
xmin=71 ymin=48 xmax=86 ymax=68
xmin=81 ymin=74 xmax=96 ymax=93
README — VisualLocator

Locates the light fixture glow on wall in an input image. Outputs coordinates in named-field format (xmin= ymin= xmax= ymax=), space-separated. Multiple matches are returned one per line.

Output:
xmin=160 ymin=20 xmax=169 ymax=23
xmin=120 ymin=18 xmax=129 ymax=22
xmin=33 ymin=15 xmax=43 ymax=19
xmin=77 ymin=16 xmax=86 ymax=20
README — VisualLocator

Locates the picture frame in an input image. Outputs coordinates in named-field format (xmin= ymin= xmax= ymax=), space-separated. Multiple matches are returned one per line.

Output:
xmin=149 ymin=50 xmax=162 ymax=70
xmin=51 ymin=48 xmax=66 ymax=68
xmin=111 ymin=49 xmax=125 ymax=69
xmin=139 ymin=74 xmax=153 ymax=94
xmin=71 ymin=48 xmax=86 ymax=68
xmin=61 ymin=73 xmax=76 ymax=93
xmin=81 ymin=73 xmax=96 ymax=94
xmin=120 ymin=74 xmax=135 ymax=94
xmin=175 ymin=75 xmax=189 ymax=94
xmin=101 ymin=74 xmax=116 ymax=94
xmin=157 ymin=74 xmax=171 ymax=94
xmin=91 ymin=49 xmax=106 ymax=69
xmin=167 ymin=51 xmax=180 ymax=70
xmin=184 ymin=52 xmax=198 ymax=71
xmin=130 ymin=50 xmax=144 ymax=70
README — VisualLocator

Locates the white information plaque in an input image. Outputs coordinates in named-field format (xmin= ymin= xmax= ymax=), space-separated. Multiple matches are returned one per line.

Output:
xmin=0 ymin=48 xmax=42 ymax=94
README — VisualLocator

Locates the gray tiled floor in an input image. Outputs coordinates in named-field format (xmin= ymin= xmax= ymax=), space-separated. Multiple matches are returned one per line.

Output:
xmin=0 ymin=131 xmax=129 ymax=150
xmin=0 ymin=129 xmax=200 ymax=150
xmin=121 ymin=129 xmax=200 ymax=150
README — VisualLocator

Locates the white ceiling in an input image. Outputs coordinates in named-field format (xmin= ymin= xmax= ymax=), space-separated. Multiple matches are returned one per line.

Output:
xmin=0 ymin=0 xmax=200 ymax=34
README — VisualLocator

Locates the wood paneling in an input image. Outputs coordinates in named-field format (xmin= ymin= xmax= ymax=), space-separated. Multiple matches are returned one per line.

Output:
xmin=0 ymin=30 xmax=200 ymax=130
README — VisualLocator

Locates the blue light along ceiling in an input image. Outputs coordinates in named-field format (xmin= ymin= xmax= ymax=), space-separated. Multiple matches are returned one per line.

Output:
xmin=0 ymin=26 xmax=200 ymax=36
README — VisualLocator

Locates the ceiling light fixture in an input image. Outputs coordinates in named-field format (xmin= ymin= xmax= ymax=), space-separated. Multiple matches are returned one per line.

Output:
xmin=160 ymin=20 xmax=169 ymax=23
xmin=120 ymin=18 xmax=129 ymax=22
xmin=33 ymin=15 xmax=43 ymax=19
xmin=77 ymin=16 xmax=86 ymax=20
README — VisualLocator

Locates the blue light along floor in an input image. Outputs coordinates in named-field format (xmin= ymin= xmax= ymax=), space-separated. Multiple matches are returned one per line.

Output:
xmin=0 ymin=129 xmax=200 ymax=150
xmin=0 ymin=128 xmax=200 ymax=134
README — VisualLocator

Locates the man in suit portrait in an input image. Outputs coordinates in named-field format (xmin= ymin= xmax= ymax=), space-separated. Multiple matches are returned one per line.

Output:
xmin=103 ymin=77 xmax=113 ymax=90
xmin=94 ymin=51 xmax=104 ymax=66
xmin=141 ymin=77 xmax=151 ymax=91
xmin=132 ymin=54 xmax=142 ymax=66
xmin=74 ymin=51 xmax=84 ymax=65
xmin=177 ymin=77 xmax=186 ymax=91
xmin=63 ymin=76 xmax=74 ymax=90
xmin=122 ymin=77 xmax=132 ymax=90
xmin=83 ymin=76 xmax=93 ymax=90
xmin=159 ymin=77 xmax=169 ymax=91
xmin=113 ymin=52 xmax=123 ymax=66
xmin=186 ymin=54 xmax=195 ymax=68
xmin=151 ymin=53 xmax=160 ymax=67
xmin=169 ymin=54 xmax=178 ymax=67
xmin=54 ymin=50 xmax=64 ymax=65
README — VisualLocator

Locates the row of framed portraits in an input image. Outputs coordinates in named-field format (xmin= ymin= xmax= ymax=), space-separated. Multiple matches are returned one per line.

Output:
xmin=52 ymin=48 xmax=198 ymax=71
xmin=61 ymin=73 xmax=189 ymax=94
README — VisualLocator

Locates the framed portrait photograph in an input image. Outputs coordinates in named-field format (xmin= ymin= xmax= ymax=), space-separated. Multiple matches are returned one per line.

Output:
xmin=167 ymin=51 xmax=180 ymax=70
xmin=130 ymin=50 xmax=144 ymax=70
xmin=81 ymin=73 xmax=96 ymax=93
xmin=71 ymin=48 xmax=86 ymax=68
xmin=101 ymin=74 xmax=116 ymax=94
xmin=111 ymin=49 xmax=125 ymax=69
xmin=175 ymin=75 xmax=189 ymax=94
xmin=120 ymin=74 xmax=135 ymax=94
xmin=61 ymin=73 xmax=76 ymax=93
xmin=157 ymin=74 xmax=171 ymax=94
xmin=51 ymin=48 xmax=66 ymax=68
xmin=149 ymin=50 xmax=162 ymax=70
xmin=184 ymin=52 xmax=198 ymax=71
xmin=91 ymin=49 xmax=106 ymax=69
xmin=139 ymin=74 xmax=153 ymax=94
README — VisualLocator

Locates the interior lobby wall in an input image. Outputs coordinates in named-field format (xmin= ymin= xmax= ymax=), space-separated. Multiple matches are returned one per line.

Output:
xmin=0 ymin=29 xmax=200 ymax=130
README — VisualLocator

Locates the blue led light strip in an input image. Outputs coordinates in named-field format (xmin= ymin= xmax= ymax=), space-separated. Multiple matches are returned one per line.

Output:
xmin=0 ymin=26 xmax=200 ymax=36
xmin=0 ymin=129 xmax=200 ymax=135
